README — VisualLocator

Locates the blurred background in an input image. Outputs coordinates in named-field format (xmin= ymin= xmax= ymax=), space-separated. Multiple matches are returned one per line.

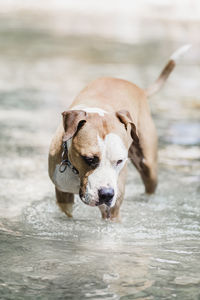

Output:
xmin=0 ymin=1 xmax=200 ymax=299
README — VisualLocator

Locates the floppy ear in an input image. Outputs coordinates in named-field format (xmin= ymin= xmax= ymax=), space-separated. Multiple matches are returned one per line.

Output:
xmin=62 ymin=110 xmax=87 ymax=142
xmin=116 ymin=110 xmax=144 ymax=171
xmin=116 ymin=110 xmax=140 ymax=146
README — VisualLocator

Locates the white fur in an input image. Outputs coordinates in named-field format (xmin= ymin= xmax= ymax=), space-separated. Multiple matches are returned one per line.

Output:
xmin=71 ymin=105 xmax=107 ymax=116
xmin=84 ymin=133 xmax=128 ymax=207
xmin=53 ymin=137 xmax=80 ymax=194
xmin=170 ymin=44 xmax=191 ymax=61
xmin=53 ymin=164 xmax=80 ymax=194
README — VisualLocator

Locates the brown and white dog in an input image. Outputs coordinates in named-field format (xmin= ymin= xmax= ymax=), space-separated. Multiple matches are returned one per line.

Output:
xmin=48 ymin=45 xmax=190 ymax=221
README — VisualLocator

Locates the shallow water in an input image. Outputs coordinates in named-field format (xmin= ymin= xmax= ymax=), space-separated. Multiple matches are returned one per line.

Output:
xmin=0 ymin=5 xmax=200 ymax=300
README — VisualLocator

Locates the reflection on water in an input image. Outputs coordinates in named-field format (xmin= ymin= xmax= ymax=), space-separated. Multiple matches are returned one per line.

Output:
xmin=0 ymin=5 xmax=200 ymax=300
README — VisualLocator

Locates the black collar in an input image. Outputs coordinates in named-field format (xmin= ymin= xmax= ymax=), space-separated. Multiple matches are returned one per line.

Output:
xmin=59 ymin=141 xmax=79 ymax=175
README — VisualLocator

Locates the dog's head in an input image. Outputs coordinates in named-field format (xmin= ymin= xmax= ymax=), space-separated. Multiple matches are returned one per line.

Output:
xmin=62 ymin=109 xmax=139 ymax=207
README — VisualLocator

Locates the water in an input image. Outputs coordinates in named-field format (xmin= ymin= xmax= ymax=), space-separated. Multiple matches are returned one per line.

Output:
xmin=0 ymin=4 xmax=200 ymax=300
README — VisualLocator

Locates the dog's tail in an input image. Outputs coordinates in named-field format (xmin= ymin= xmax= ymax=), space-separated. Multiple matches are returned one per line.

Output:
xmin=145 ymin=44 xmax=191 ymax=97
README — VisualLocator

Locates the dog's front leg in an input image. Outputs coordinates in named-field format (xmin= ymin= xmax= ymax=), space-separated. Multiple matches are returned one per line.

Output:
xmin=55 ymin=188 xmax=74 ymax=217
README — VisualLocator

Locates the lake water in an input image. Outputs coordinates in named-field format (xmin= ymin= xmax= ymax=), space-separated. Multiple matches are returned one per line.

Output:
xmin=0 ymin=5 xmax=200 ymax=300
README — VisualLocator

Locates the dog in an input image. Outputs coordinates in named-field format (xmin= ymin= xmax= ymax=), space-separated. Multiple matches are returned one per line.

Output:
xmin=48 ymin=45 xmax=190 ymax=221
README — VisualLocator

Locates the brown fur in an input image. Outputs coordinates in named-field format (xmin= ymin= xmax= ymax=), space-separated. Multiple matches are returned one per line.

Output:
xmin=55 ymin=188 xmax=74 ymax=217
xmin=48 ymin=45 xmax=189 ymax=220
xmin=145 ymin=60 xmax=175 ymax=97
xmin=49 ymin=78 xmax=157 ymax=220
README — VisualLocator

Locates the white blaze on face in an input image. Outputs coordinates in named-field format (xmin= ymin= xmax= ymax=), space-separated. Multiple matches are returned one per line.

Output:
xmin=85 ymin=133 xmax=128 ymax=207
xmin=71 ymin=105 xmax=107 ymax=117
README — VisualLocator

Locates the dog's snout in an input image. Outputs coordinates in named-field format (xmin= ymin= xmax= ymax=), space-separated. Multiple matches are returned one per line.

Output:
xmin=98 ymin=187 xmax=114 ymax=206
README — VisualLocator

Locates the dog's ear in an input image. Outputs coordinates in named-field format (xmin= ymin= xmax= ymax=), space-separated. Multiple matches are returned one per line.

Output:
xmin=116 ymin=110 xmax=144 ymax=168
xmin=116 ymin=110 xmax=140 ymax=145
xmin=62 ymin=110 xmax=87 ymax=142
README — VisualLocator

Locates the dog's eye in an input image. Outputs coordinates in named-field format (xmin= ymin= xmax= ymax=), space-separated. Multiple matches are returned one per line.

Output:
xmin=116 ymin=159 xmax=123 ymax=166
xmin=82 ymin=155 xmax=99 ymax=168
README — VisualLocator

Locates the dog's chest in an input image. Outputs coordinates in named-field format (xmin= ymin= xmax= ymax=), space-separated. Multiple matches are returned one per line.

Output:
xmin=53 ymin=165 xmax=80 ymax=194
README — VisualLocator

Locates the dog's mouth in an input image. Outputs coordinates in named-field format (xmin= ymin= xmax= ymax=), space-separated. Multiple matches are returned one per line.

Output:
xmin=80 ymin=198 xmax=112 ymax=208
xmin=79 ymin=189 xmax=113 ymax=207
xmin=80 ymin=197 xmax=96 ymax=207
xmin=79 ymin=189 xmax=95 ymax=206
xmin=95 ymin=200 xmax=112 ymax=207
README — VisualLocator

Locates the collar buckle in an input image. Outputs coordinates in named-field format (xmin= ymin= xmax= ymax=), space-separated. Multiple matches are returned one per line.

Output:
xmin=59 ymin=141 xmax=79 ymax=175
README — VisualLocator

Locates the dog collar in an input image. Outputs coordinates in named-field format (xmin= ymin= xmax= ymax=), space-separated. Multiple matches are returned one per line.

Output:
xmin=59 ymin=141 xmax=79 ymax=175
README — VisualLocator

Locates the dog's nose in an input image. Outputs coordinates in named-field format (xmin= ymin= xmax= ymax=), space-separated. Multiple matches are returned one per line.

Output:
xmin=98 ymin=187 xmax=114 ymax=206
